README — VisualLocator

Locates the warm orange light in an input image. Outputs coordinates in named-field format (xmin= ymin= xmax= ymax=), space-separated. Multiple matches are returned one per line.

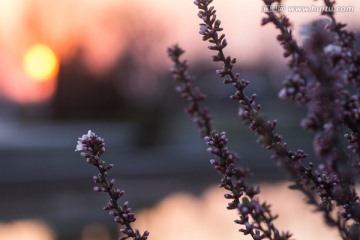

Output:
xmin=135 ymin=183 xmax=340 ymax=240
xmin=0 ymin=220 xmax=54 ymax=240
xmin=23 ymin=44 xmax=59 ymax=82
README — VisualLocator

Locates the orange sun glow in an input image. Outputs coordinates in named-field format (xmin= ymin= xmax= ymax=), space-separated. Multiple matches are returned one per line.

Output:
xmin=23 ymin=44 xmax=59 ymax=82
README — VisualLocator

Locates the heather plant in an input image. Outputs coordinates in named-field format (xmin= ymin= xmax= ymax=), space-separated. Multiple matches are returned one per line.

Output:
xmin=75 ymin=130 xmax=149 ymax=240
xmin=76 ymin=0 xmax=360 ymax=239
xmin=169 ymin=0 xmax=360 ymax=239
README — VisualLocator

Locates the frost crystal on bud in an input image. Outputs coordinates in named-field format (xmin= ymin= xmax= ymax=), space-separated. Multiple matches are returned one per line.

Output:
xmin=75 ymin=130 xmax=105 ymax=159
xmin=278 ymin=88 xmax=287 ymax=100
xmin=75 ymin=141 xmax=84 ymax=151
xmin=323 ymin=44 xmax=341 ymax=55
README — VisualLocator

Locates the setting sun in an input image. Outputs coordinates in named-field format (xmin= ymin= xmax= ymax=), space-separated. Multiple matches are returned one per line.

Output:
xmin=23 ymin=44 xmax=59 ymax=82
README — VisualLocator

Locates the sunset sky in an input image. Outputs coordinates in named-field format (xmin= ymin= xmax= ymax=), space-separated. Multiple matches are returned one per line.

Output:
xmin=0 ymin=0 xmax=359 ymax=103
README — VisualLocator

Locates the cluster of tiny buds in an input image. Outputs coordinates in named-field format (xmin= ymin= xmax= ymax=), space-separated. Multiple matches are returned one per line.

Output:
xmin=113 ymin=201 xmax=136 ymax=225
xmin=341 ymin=195 xmax=360 ymax=221
xmin=76 ymin=130 xmax=106 ymax=161
xmin=310 ymin=164 xmax=360 ymax=221
xmin=315 ymin=167 xmax=339 ymax=200
xmin=205 ymin=131 xmax=228 ymax=149
xmin=76 ymin=131 xmax=149 ymax=240
xmin=237 ymin=96 xmax=261 ymax=125
xmin=235 ymin=198 xmax=292 ymax=240
xmin=278 ymin=71 xmax=308 ymax=105
xmin=195 ymin=0 xmax=237 ymax=80
xmin=344 ymin=133 xmax=360 ymax=156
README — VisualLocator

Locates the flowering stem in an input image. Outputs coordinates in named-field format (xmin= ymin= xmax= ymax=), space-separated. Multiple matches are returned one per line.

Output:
xmin=76 ymin=130 xmax=149 ymax=240
xmin=168 ymin=45 xmax=212 ymax=138
xmin=263 ymin=0 xmax=359 ymax=218
xmin=169 ymin=45 xmax=292 ymax=240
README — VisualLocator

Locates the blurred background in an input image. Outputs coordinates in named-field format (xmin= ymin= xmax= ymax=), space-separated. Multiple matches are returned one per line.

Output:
xmin=0 ymin=0 xmax=359 ymax=239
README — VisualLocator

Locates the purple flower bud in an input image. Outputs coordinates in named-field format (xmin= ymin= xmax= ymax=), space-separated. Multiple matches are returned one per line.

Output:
xmin=210 ymin=159 xmax=217 ymax=165
xmin=110 ymin=179 xmax=116 ymax=185
xmin=93 ymin=176 xmax=100 ymax=183
xmin=278 ymin=88 xmax=288 ymax=100
xmin=224 ymin=193 xmax=233 ymax=199
xmin=106 ymin=164 xmax=114 ymax=170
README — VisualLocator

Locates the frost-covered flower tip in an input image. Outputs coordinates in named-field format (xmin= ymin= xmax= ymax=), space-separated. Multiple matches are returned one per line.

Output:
xmin=75 ymin=130 xmax=105 ymax=160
